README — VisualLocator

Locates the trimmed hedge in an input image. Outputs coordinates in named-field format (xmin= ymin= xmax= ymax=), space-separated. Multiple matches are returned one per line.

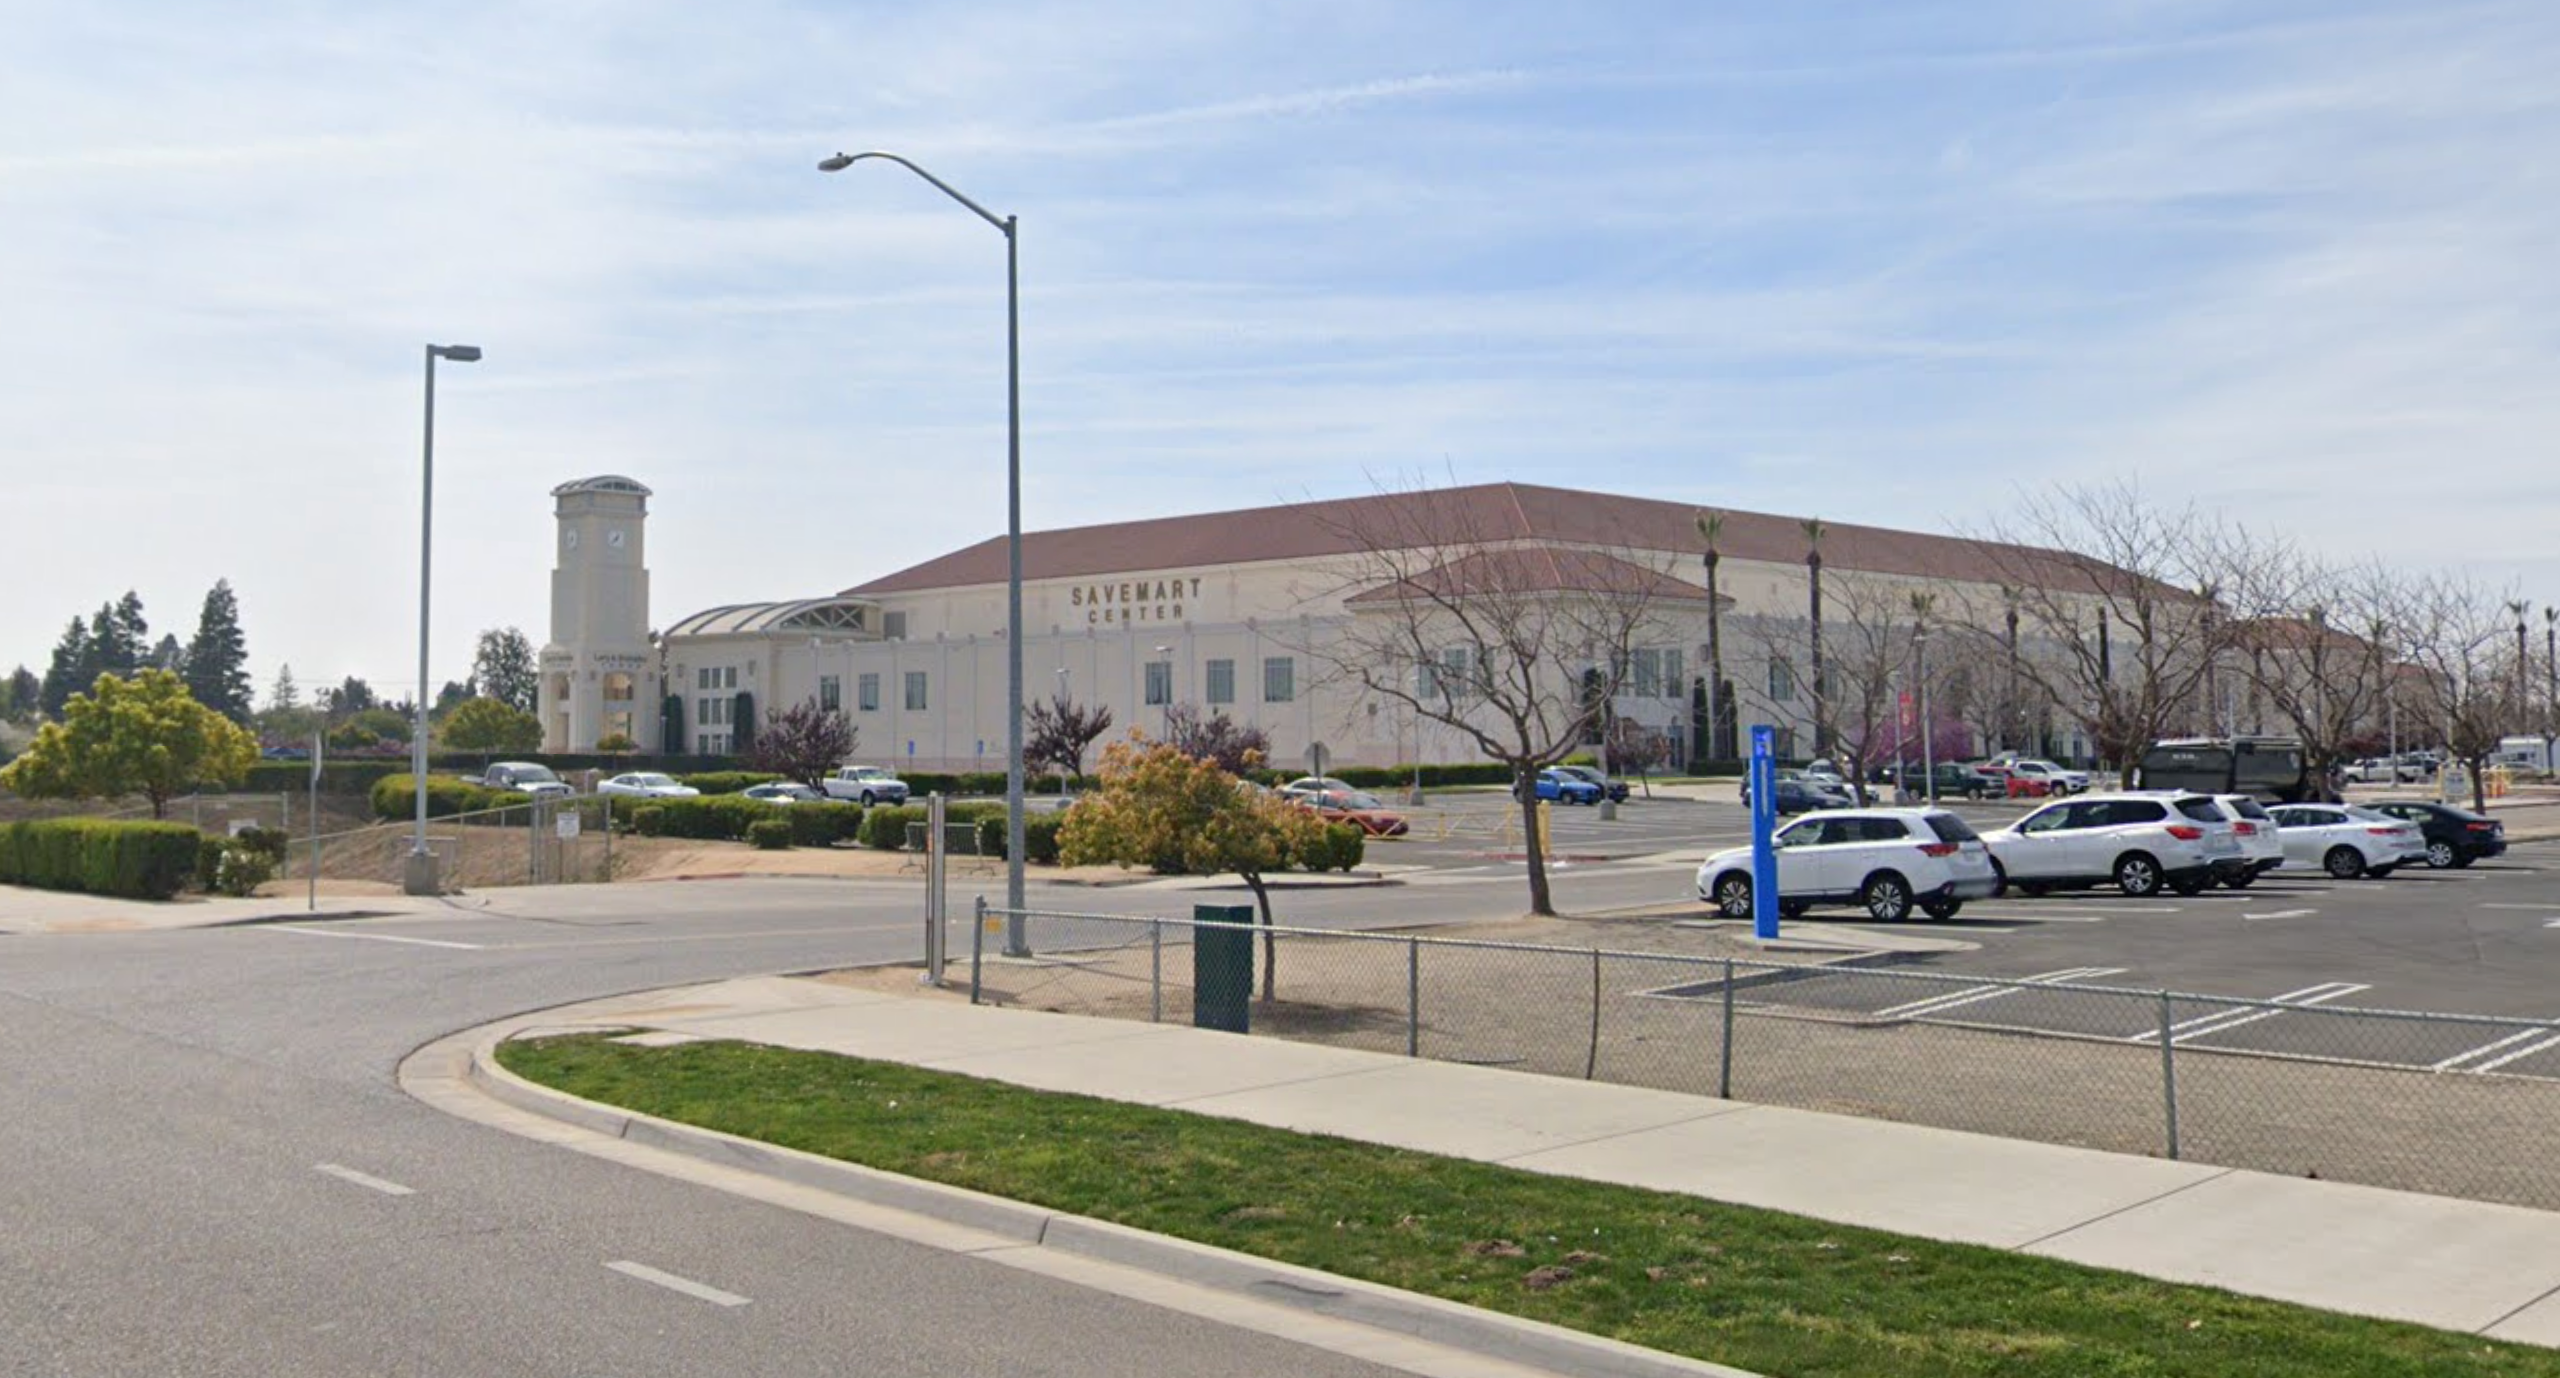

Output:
xmin=857 ymin=801 xmax=1009 ymax=851
xmin=1311 ymin=822 xmax=1366 ymax=872
xmin=676 ymin=771 xmax=783 ymax=796
xmin=747 ymin=819 xmax=792 ymax=850
xmin=618 ymin=795 xmax=862 ymax=845
xmin=369 ymin=774 xmax=526 ymax=821
xmin=787 ymin=802 xmax=864 ymax=848
xmin=972 ymin=811 xmax=1066 ymax=864
xmin=0 ymin=819 xmax=202 ymax=900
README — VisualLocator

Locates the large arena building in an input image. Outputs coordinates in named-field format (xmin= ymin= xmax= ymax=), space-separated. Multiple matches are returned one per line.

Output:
xmin=539 ymin=478 xmax=2103 ymax=771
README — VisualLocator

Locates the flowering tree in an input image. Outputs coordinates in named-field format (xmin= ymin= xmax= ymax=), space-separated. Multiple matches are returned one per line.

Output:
xmin=748 ymin=698 xmax=856 ymax=789
xmin=0 ymin=669 xmax=257 ymax=818
xmin=1057 ymin=735 xmax=1333 ymax=999
xmin=1162 ymin=703 xmax=1272 ymax=776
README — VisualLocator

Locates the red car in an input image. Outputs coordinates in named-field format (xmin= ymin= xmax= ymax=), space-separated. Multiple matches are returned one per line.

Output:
xmin=1302 ymin=788 xmax=1411 ymax=837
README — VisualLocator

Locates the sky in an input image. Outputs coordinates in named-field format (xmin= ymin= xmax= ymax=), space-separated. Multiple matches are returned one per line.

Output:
xmin=5 ymin=0 xmax=2556 ymax=704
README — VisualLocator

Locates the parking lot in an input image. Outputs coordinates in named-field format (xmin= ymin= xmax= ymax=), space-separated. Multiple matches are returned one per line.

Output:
xmin=1371 ymin=789 xmax=2560 ymax=1063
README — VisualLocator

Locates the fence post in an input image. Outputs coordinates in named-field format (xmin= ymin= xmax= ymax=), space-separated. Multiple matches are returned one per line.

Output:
xmin=527 ymin=802 xmax=540 ymax=884
xmin=601 ymin=795 xmax=612 ymax=880
xmin=1585 ymin=948 xmax=1602 ymax=1080
xmin=970 ymin=896 xmax=987 ymax=1005
xmin=1720 ymin=957 xmax=1736 ymax=1100
xmin=1406 ymin=937 xmax=1421 ymax=1058
xmin=2158 ymin=990 xmax=2181 ymax=1160
xmin=1150 ymin=920 xmax=1163 ymax=1024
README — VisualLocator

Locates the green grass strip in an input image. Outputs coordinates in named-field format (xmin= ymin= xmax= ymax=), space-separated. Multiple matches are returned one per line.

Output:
xmin=500 ymin=1034 xmax=2548 ymax=1377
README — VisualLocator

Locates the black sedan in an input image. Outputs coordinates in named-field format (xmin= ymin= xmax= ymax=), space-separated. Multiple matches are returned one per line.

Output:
xmin=2368 ymin=800 xmax=2506 ymax=868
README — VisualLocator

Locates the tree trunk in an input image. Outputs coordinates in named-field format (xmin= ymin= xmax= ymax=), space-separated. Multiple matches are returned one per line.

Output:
xmin=1244 ymin=872 xmax=1278 ymax=1001
xmin=1519 ymin=779 xmax=1554 ymax=916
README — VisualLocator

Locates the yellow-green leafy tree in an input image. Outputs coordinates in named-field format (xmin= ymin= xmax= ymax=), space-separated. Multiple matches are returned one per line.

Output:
xmin=439 ymin=696 xmax=543 ymax=754
xmin=1058 ymin=733 xmax=1331 ymax=999
xmin=0 ymin=669 xmax=258 ymax=818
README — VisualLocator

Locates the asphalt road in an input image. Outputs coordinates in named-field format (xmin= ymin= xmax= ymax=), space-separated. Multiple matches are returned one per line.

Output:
xmin=0 ymin=880 xmax=1458 ymax=1378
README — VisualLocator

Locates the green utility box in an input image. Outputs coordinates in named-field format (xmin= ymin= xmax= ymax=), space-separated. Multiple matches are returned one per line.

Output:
xmin=1192 ymin=904 xmax=1255 ymax=1034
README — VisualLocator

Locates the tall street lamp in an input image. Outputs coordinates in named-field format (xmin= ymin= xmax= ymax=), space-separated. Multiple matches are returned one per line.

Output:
xmin=406 ymin=343 xmax=482 ymax=896
xmin=819 ymin=150 xmax=1027 ymax=946
xmin=1153 ymin=644 xmax=1175 ymax=737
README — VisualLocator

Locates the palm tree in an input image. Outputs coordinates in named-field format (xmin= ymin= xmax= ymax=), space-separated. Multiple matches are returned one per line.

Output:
xmin=1802 ymin=517 xmax=1829 ymax=757
xmin=1693 ymin=510 xmax=1728 ymax=761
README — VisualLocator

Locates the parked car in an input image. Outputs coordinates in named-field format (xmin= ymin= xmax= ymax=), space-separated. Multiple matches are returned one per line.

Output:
xmin=1979 ymin=791 xmax=2239 ymax=898
xmin=2366 ymin=800 xmax=2506 ymax=869
xmin=1877 ymin=762 xmax=2001 ymax=800
xmin=598 ymin=771 xmax=701 ymax=800
xmin=2264 ymin=803 xmax=2425 ymax=879
xmin=1552 ymin=765 xmax=1630 ymax=803
xmin=1534 ymin=769 xmax=1604 ymax=805
xmin=2183 ymin=793 xmax=2285 ymax=888
xmin=1279 ymin=776 xmax=1360 ymax=802
xmin=1694 ymin=807 xmax=1998 ymax=923
xmin=821 ymin=765 xmax=911 ymax=805
xmin=478 ymin=761 xmax=574 ymax=798
xmin=2006 ymin=759 xmax=2088 ymax=795
xmin=1299 ymin=787 xmax=1411 ymax=837
xmin=1743 ymin=771 xmax=1853 ymax=813
xmin=2338 ymin=757 xmax=2429 ymax=786
xmin=741 ymin=781 xmax=826 ymax=804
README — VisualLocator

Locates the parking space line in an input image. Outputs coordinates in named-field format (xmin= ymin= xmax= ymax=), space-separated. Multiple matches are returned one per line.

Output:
xmin=265 ymin=926 xmax=484 ymax=951
xmin=2241 ymin=909 xmax=2317 ymax=922
xmin=2126 ymin=982 xmax=2369 ymax=1044
xmin=1874 ymin=967 xmax=2121 ymax=1019
xmin=2433 ymin=1026 xmax=2560 ymax=1072
xmin=605 ymin=1260 xmax=750 ymax=1308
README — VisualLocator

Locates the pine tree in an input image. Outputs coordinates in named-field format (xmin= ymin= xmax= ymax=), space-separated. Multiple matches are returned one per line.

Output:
xmin=270 ymin=664 xmax=302 ymax=714
xmin=0 ymin=666 xmax=33 ymax=722
xmin=151 ymin=634 xmax=185 ymax=672
xmin=41 ymin=616 xmax=90 ymax=719
xmin=184 ymin=579 xmax=255 ymax=724
xmin=88 ymin=593 xmax=146 ymax=678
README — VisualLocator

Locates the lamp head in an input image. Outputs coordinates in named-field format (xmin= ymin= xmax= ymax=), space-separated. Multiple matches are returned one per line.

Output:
xmin=817 ymin=152 xmax=858 ymax=172
xmin=431 ymin=344 xmax=483 ymax=362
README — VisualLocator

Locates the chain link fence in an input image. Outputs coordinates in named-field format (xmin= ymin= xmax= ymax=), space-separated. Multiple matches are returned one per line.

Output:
xmin=294 ymin=796 xmax=623 ymax=890
xmin=968 ymin=906 xmax=2560 ymax=1212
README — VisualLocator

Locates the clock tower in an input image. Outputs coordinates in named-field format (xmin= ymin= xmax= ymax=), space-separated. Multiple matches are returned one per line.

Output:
xmin=539 ymin=475 xmax=657 ymax=752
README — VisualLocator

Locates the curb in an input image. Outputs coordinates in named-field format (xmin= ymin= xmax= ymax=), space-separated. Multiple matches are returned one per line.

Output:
xmin=461 ymin=1023 xmax=1757 ymax=1378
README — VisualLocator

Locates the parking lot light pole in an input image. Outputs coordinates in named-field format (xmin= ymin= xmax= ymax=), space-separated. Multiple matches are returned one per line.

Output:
xmin=1917 ymin=627 xmax=1935 ymax=804
xmin=819 ymin=150 xmax=1027 ymax=949
xmin=407 ymin=343 xmax=482 ymax=896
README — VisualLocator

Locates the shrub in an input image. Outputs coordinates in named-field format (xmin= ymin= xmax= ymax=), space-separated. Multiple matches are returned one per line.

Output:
xmin=632 ymin=806 xmax=668 ymax=837
xmin=196 ymin=836 xmax=276 ymax=896
xmin=638 ymin=795 xmax=782 ymax=842
xmin=234 ymin=826 xmax=289 ymax=861
xmin=1310 ymin=822 xmax=1366 ymax=872
xmin=974 ymin=811 xmax=1066 ymax=864
xmin=0 ymin=819 xmax=201 ymax=900
xmin=859 ymin=801 xmax=1008 ymax=850
xmin=786 ymin=801 xmax=862 ymax=848
xmin=677 ymin=771 xmax=783 ymax=796
xmin=746 ymin=818 xmax=792 ymax=850
xmin=369 ymin=773 xmax=521 ymax=822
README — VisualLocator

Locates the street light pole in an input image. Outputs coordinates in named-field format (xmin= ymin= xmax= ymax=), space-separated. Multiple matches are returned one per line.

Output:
xmin=406 ymin=343 xmax=481 ymax=896
xmin=819 ymin=151 xmax=1028 ymax=950
xmin=1153 ymin=644 xmax=1174 ymax=737
xmin=1917 ymin=627 xmax=1935 ymax=804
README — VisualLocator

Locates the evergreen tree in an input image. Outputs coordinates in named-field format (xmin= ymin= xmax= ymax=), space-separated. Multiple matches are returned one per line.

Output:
xmin=151 ymin=634 xmax=185 ymax=672
xmin=90 ymin=594 xmax=146 ymax=678
xmin=0 ymin=665 xmax=33 ymax=722
xmin=471 ymin=627 xmax=540 ymax=714
xmin=324 ymin=675 xmax=378 ymax=720
xmin=432 ymin=680 xmax=473 ymax=720
xmin=270 ymin=664 xmax=302 ymax=714
xmin=183 ymin=579 xmax=255 ymax=724
xmin=40 ymin=616 xmax=90 ymax=719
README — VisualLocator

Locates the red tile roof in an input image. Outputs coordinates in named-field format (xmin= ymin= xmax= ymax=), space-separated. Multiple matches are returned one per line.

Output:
xmin=844 ymin=481 xmax=2100 ymax=597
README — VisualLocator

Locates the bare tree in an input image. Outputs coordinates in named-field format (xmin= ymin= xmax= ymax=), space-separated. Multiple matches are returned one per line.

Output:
xmin=1959 ymin=482 xmax=2244 ymax=786
xmin=1025 ymin=689 xmax=1113 ymax=782
xmin=2221 ymin=554 xmax=2405 ymax=798
xmin=2394 ymin=574 xmax=2519 ymax=813
xmin=1162 ymin=703 xmax=1272 ymax=776
xmin=1308 ymin=483 xmax=1694 ymax=916
xmin=1603 ymin=716 xmax=1671 ymax=797
xmin=747 ymin=699 xmax=856 ymax=790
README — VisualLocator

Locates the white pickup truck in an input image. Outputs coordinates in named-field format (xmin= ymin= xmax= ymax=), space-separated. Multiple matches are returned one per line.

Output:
xmin=821 ymin=765 xmax=911 ymax=805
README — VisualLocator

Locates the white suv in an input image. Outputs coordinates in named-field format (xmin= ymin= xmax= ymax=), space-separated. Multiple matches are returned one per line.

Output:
xmin=2194 ymin=793 xmax=2284 ymax=888
xmin=1694 ymin=808 xmax=1999 ymax=923
xmin=1980 ymin=791 xmax=2239 ymax=898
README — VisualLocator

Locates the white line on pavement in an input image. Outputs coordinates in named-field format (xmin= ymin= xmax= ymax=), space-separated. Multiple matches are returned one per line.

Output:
xmin=2469 ymin=1033 xmax=2560 ymax=1075
xmin=606 ymin=1260 xmax=750 ymax=1308
xmin=2126 ymin=982 xmax=2369 ymax=1044
xmin=2486 ymin=903 xmax=2560 ymax=911
xmin=2433 ymin=1026 xmax=2560 ymax=1072
xmin=1873 ymin=967 xmax=2120 ymax=1019
xmin=265 ymin=926 xmax=484 ymax=950
xmin=2242 ymin=909 xmax=2317 ymax=921
xmin=314 ymin=1163 xmax=415 ymax=1196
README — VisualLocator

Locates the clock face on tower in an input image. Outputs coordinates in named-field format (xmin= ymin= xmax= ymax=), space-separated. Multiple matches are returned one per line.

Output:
xmin=563 ymin=528 xmax=578 ymax=551
xmin=608 ymin=529 xmax=626 ymax=549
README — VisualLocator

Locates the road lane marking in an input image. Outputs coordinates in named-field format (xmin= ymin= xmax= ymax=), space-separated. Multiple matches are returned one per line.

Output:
xmin=2126 ymin=982 xmax=2369 ymax=1044
xmin=2487 ymin=903 xmax=2560 ymax=911
xmin=2242 ymin=909 xmax=2317 ymax=921
xmin=606 ymin=1260 xmax=750 ymax=1307
xmin=315 ymin=1163 xmax=414 ymax=1196
xmin=265 ymin=926 xmax=483 ymax=951
xmin=2469 ymin=1033 xmax=2560 ymax=1075
xmin=1873 ymin=968 xmax=2121 ymax=1019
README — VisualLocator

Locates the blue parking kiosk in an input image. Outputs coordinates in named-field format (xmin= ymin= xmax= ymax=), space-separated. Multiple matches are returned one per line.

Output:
xmin=1749 ymin=724 xmax=1779 ymax=939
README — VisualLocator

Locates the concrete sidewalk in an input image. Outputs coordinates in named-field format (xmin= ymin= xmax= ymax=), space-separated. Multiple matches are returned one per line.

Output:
xmin=515 ymin=972 xmax=2560 ymax=1347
